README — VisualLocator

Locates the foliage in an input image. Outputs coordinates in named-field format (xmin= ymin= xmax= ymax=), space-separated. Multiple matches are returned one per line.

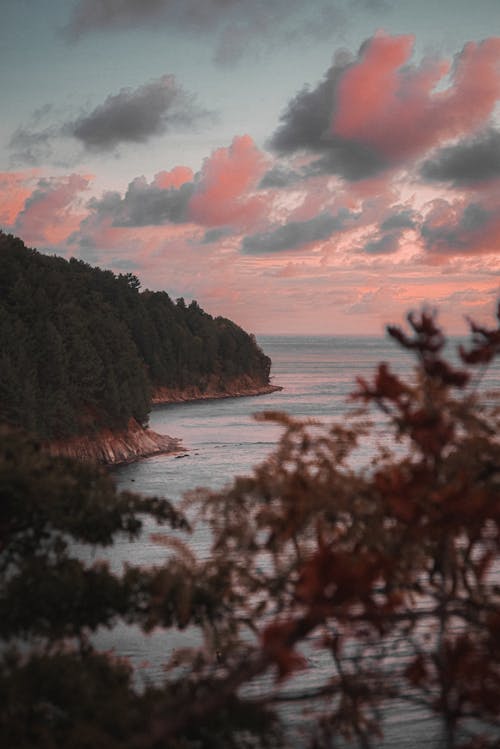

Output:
xmin=0 ymin=232 xmax=271 ymax=440
xmin=182 ymin=307 xmax=500 ymax=747
xmin=1 ymin=306 xmax=500 ymax=747
xmin=0 ymin=426 xmax=282 ymax=748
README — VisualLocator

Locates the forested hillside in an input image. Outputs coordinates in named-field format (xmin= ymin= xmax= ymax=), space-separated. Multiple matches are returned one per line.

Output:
xmin=0 ymin=232 xmax=272 ymax=440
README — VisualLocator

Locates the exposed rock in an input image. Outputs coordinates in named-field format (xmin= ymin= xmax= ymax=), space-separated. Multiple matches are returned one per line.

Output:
xmin=44 ymin=376 xmax=282 ymax=467
xmin=152 ymin=374 xmax=282 ymax=405
xmin=45 ymin=418 xmax=182 ymax=466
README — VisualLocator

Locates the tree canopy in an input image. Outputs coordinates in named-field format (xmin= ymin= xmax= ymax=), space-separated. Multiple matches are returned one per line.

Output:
xmin=1 ymin=305 xmax=500 ymax=747
xmin=0 ymin=232 xmax=271 ymax=440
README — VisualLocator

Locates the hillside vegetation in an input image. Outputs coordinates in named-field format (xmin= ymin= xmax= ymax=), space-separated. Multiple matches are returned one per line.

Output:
xmin=0 ymin=232 xmax=271 ymax=440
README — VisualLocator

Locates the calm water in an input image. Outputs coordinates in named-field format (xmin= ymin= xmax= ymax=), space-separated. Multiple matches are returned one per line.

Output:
xmin=99 ymin=335 xmax=498 ymax=748
xmin=114 ymin=336 xmax=416 ymax=502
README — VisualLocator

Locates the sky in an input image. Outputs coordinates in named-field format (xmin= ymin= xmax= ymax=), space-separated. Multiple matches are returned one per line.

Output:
xmin=1 ymin=0 xmax=500 ymax=335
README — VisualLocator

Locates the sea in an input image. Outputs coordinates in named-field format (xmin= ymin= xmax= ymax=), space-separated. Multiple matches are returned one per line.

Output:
xmin=95 ymin=335 xmax=499 ymax=748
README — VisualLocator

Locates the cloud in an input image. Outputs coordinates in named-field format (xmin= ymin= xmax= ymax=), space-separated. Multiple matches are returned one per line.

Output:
xmin=363 ymin=231 xmax=401 ymax=255
xmin=153 ymin=166 xmax=194 ymax=189
xmin=0 ymin=171 xmax=37 ymax=226
xmin=270 ymin=53 xmax=348 ymax=153
xmin=259 ymin=165 xmax=303 ymax=189
xmin=269 ymin=48 xmax=391 ymax=180
xmin=420 ymin=199 xmax=500 ymax=255
xmin=269 ymin=33 xmax=500 ymax=180
xmin=201 ymin=227 xmax=235 ymax=244
xmin=211 ymin=4 xmax=348 ymax=66
xmin=84 ymin=167 xmax=195 ymax=227
xmin=421 ymin=129 xmax=500 ymax=185
xmin=189 ymin=135 xmax=269 ymax=228
xmin=84 ymin=135 xmax=267 ymax=230
xmin=282 ymin=4 xmax=348 ymax=46
xmin=9 ymin=76 xmax=209 ymax=164
xmin=306 ymin=142 xmax=386 ymax=181
xmin=9 ymin=125 xmax=60 ymax=167
xmin=331 ymin=34 xmax=500 ymax=162
xmin=13 ymin=174 xmax=91 ymax=245
xmin=64 ymin=1 xmax=361 ymax=64
xmin=380 ymin=209 xmax=416 ymax=231
xmin=347 ymin=287 xmax=394 ymax=315
xmin=69 ymin=75 xmax=209 ymax=151
xmin=7 ymin=105 xmax=72 ymax=167
xmin=241 ymin=210 xmax=349 ymax=254
xmin=65 ymin=0 xmax=244 ymax=37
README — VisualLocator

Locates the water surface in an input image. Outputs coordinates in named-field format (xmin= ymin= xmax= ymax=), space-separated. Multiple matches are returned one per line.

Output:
xmin=102 ymin=335 xmax=498 ymax=747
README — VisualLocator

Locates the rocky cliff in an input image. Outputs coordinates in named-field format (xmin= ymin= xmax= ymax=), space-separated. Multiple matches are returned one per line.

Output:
xmin=152 ymin=374 xmax=282 ymax=405
xmin=45 ymin=418 xmax=182 ymax=466
xmin=45 ymin=378 xmax=282 ymax=466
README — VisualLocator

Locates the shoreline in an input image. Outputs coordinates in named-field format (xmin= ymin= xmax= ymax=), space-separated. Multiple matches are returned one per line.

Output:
xmin=45 ymin=418 xmax=184 ymax=468
xmin=45 ymin=382 xmax=283 ymax=467
xmin=152 ymin=382 xmax=283 ymax=406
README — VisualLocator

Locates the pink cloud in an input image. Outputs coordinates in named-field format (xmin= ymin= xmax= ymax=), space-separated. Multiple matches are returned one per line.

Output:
xmin=69 ymin=216 xmax=201 ymax=266
xmin=153 ymin=166 xmax=194 ymax=189
xmin=14 ymin=174 xmax=91 ymax=246
xmin=0 ymin=171 xmax=38 ymax=226
xmin=188 ymin=135 xmax=269 ymax=228
xmin=283 ymin=174 xmax=338 ymax=222
xmin=332 ymin=33 xmax=500 ymax=164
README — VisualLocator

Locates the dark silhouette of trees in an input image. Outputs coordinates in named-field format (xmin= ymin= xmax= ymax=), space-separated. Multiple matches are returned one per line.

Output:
xmin=1 ymin=304 xmax=500 ymax=747
xmin=0 ymin=232 xmax=272 ymax=440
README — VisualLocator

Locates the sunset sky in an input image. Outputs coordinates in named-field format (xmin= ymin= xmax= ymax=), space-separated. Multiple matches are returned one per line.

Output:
xmin=2 ymin=0 xmax=500 ymax=334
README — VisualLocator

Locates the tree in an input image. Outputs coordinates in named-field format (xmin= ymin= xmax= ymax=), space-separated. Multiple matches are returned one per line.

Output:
xmin=0 ymin=232 xmax=272 ymax=441
xmin=0 ymin=427 xmax=281 ymax=748
xmin=1 ymin=306 xmax=499 ymax=748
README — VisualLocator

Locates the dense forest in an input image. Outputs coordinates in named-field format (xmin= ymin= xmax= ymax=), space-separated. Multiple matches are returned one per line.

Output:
xmin=1 ymin=310 xmax=499 ymax=748
xmin=0 ymin=232 xmax=271 ymax=440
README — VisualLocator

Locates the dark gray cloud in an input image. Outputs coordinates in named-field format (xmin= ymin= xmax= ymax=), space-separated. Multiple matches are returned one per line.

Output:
xmin=270 ymin=58 xmax=345 ymax=154
xmin=305 ymin=143 xmax=385 ymax=181
xmin=259 ymin=165 xmax=304 ymax=189
xmin=421 ymin=202 xmax=493 ymax=253
xmin=380 ymin=209 xmax=416 ymax=231
xmin=9 ymin=125 xmax=59 ymax=166
xmin=261 ymin=145 xmax=384 ymax=186
xmin=64 ymin=0 xmax=387 ymax=39
xmin=241 ymin=210 xmax=350 ymax=254
xmin=7 ymin=104 xmax=73 ymax=167
xmin=87 ymin=176 xmax=194 ymax=226
xmin=69 ymin=75 xmax=209 ymax=151
xmin=201 ymin=227 xmax=234 ymax=244
xmin=65 ymin=0 xmax=245 ymax=37
xmin=211 ymin=4 xmax=347 ymax=65
xmin=363 ymin=232 xmax=401 ymax=255
xmin=64 ymin=2 xmax=370 ymax=65
xmin=9 ymin=75 xmax=209 ymax=163
xmin=420 ymin=129 xmax=500 ymax=185
xmin=268 ymin=53 xmax=387 ymax=181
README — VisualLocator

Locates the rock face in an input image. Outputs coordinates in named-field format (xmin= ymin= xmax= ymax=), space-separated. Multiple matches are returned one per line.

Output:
xmin=45 ymin=378 xmax=282 ymax=466
xmin=152 ymin=375 xmax=282 ymax=405
xmin=45 ymin=418 xmax=182 ymax=466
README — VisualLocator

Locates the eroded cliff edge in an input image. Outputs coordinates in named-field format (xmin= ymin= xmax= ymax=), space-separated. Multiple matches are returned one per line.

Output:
xmin=45 ymin=418 xmax=182 ymax=466
xmin=45 ymin=378 xmax=282 ymax=466
xmin=152 ymin=374 xmax=282 ymax=405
